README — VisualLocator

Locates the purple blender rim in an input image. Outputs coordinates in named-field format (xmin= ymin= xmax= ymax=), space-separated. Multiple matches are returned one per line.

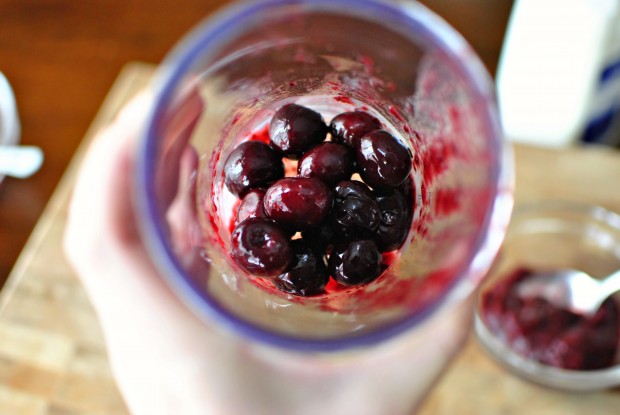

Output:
xmin=136 ymin=0 xmax=506 ymax=352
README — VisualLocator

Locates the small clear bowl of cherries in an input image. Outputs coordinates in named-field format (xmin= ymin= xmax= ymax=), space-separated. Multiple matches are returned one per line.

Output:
xmin=474 ymin=201 xmax=620 ymax=391
xmin=224 ymin=103 xmax=413 ymax=297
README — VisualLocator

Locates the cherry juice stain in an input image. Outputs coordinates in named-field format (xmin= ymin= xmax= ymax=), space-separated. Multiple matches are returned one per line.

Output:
xmin=481 ymin=268 xmax=620 ymax=370
xmin=434 ymin=188 xmax=461 ymax=217
xmin=334 ymin=95 xmax=354 ymax=105
xmin=388 ymin=105 xmax=406 ymax=124
xmin=247 ymin=125 xmax=270 ymax=144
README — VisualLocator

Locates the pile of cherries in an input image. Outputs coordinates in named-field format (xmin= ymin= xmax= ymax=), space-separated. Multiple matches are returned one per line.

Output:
xmin=482 ymin=268 xmax=620 ymax=370
xmin=224 ymin=103 xmax=413 ymax=296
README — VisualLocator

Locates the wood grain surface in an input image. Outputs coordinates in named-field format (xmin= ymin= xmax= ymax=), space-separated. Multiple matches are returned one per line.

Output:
xmin=1 ymin=62 xmax=620 ymax=415
xmin=0 ymin=0 xmax=514 ymax=289
xmin=0 ymin=63 xmax=149 ymax=415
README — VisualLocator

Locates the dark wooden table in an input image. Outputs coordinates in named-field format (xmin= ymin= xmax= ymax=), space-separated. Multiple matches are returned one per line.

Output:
xmin=0 ymin=0 xmax=514 ymax=288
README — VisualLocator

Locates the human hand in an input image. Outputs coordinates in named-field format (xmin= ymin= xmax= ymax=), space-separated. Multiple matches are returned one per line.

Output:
xmin=63 ymin=91 xmax=473 ymax=415
xmin=63 ymin=91 xmax=224 ymax=415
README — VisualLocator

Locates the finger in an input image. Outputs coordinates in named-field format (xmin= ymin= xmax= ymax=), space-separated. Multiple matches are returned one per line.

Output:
xmin=65 ymin=91 xmax=151 ymax=260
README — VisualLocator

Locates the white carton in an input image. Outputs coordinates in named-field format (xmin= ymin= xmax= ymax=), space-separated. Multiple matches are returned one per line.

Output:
xmin=496 ymin=0 xmax=620 ymax=147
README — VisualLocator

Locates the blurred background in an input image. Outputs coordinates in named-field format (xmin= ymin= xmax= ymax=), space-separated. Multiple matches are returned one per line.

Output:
xmin=0 ymin=0 xmax=515 ymax=287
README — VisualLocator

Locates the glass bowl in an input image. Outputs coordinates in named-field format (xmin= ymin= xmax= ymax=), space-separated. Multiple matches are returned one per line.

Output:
xmin=474 ymin=201 xmax=620 ymax=391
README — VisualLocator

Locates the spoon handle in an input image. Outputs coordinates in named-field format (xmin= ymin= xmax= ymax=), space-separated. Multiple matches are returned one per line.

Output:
xmin=599 ymin=269 xmax=620 ymax=299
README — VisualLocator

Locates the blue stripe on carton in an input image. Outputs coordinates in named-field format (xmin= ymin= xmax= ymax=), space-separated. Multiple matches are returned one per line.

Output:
xmin=582 ymin=104 xmax=619 ymax=143
xmin=601 ymin=58 xmax=620 ymax=85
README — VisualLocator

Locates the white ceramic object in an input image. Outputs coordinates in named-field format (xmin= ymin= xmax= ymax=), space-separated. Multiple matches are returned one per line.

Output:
xmin=0 ymin=72 xmax=20 ymax=147
xmin=0 ymin=72 xmax=43 ymax=181
xmin=0 ymin=145 xmax=44 ymax=179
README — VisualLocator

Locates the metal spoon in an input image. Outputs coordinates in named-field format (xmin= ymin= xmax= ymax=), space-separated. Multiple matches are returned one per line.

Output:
xmin=517 ymin=268 xmax=620 ymax=316
xmin=0 ymin=145 xmax=44 ymax=179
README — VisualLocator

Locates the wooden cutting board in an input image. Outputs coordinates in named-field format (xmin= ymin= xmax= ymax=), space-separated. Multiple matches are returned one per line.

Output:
xmin=1 ymin=62 xmax=620 ymax=415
